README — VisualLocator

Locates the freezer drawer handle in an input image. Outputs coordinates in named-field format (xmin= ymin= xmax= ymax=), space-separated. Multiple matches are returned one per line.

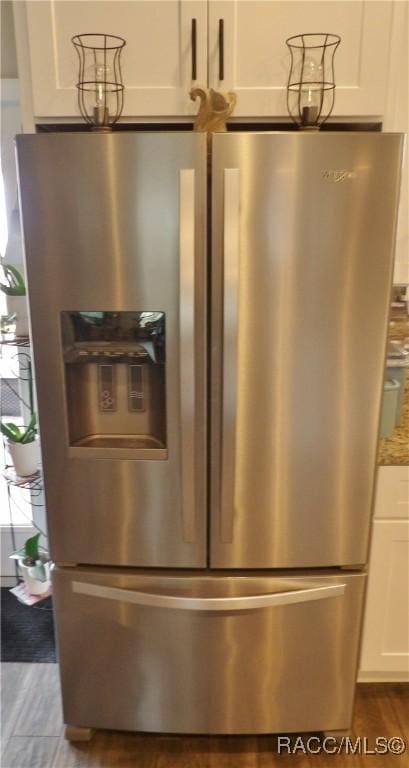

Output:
xmin=221 ymin=168 xmax=240 ymax=543
xmin=72 ymin=581 xmax=346 ymax=611
xmin=179 ymin=169 xmax=196 ymax=543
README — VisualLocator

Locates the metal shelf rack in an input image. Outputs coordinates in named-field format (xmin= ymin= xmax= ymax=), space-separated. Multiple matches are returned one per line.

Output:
xmin=0 ymin=333 xmax=44 ymax=581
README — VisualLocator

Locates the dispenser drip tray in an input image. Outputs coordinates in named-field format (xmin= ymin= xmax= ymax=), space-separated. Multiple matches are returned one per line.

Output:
xmin=75 ymin=434 xmax=165 ymax=450
xmin=69 ymin=434 xmax=167 ymax=461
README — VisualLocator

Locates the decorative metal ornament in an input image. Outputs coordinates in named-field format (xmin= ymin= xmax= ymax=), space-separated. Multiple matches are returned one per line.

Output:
xmin=190 ymin=86 xmax=237 ymax=132
xmin=72 ymin=33 xmax=126 ymax=131
xmin=286 ymin=33 xmax=341 ymax=130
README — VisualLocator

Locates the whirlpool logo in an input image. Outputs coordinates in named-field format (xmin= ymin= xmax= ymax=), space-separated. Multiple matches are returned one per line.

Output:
xmin=322 ymin=170 xmax=357 ymax=182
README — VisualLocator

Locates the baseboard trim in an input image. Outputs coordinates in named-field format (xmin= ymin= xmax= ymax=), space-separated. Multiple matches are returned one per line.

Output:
xmin=358 ymin=671 xmax=409 ymax=683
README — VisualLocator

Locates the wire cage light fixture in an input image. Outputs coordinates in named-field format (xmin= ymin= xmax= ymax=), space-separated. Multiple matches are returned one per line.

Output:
xmin=72 ymin=33 xmax=126 ymax=131
xmin=286 ymin=33 xmax=341 ymax=129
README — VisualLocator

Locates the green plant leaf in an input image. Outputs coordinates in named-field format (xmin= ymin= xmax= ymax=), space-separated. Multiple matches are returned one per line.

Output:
xmin=10 ymin=544 xmax=48 ymax=560
xmin=21 ymin=432 xmax=35 ymax=445
xmin=6 ymin=422 xmax=22 ymax=439
xmin=1 ymin=422 xmax=23 ymax=442
xmin=21 ymin=413 xmax=37 ymax=444
xmin=0 ymin=265 xmax=26 ymax=296
xmin=24 ymin=532 xmax=41 ymax=562
xmin=1 ymin=423 xmax=15 ymax=440
xmin=0 ymin=312 xmax=16 ymax=331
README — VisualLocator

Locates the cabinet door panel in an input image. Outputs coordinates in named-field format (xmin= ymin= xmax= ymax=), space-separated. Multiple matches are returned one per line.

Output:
xmin=375 ymin=467 xmax=409 ymax=520
xmin=26 ymin=0 xmax=207 ymax=118
xmin=209 ymin=1 xmax=393 ymax=117
xmin=360 ymin=520 xmax=409 ymax=674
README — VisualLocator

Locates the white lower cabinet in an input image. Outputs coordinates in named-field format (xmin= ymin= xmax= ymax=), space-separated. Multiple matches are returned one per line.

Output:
xmin=360 ymin=468 xmax=409 ymax=680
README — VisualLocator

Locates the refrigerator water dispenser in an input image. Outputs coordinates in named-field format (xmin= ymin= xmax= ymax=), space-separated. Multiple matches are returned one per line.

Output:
xmin=61 ymin=311 xmax=167 ymax=459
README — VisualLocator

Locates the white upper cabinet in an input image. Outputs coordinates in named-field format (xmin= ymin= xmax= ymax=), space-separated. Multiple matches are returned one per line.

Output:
xmin=16 ymin=0 xmax=397 ymax=120
xmin=23 ymin=0 xmax=207 ymax=119
xmin=209 ymin=1 xmax=394 ymax=117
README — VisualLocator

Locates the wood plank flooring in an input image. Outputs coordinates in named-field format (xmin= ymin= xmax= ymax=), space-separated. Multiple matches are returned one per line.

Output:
xmin=1 ymin=664 xmax=408 ymax=768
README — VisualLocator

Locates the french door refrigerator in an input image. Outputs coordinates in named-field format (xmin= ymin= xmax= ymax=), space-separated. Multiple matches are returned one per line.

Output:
xmin=16 ymin=131 xmax=403 ymax=736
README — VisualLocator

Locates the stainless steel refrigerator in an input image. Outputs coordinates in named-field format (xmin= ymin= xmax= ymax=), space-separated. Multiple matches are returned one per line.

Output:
xmin=16 ymin=131 xmax=403 ymax=736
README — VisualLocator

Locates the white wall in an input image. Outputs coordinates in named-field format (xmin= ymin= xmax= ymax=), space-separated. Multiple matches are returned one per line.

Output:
xmin=384 ymin=1 xmax=409 ymax=284
xmin=1 ymin=0 xmax=18 ymax=79
xmin=1 ymin=77 xmax=23 ymax=254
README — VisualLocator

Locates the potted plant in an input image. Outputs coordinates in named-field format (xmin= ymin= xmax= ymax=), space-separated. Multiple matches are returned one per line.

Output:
xmin=10 ymin=532 xmax=51 ymax=596
xmin=0 ymin=263 xmax=29 ymax=336
xmin=1 ymin=414 xmax=39 ymax=476
xmin=0 ymin=313 xmax=17 ymax=337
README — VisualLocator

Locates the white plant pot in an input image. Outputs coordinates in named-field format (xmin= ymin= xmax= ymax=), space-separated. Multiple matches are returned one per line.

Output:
xmin=18 ymin=558 xmax=51 ymax=595
xmin=7 ymin=438 xmax=39 ymax=477
xmin=6 ymin=295 xmax=29 ymax=336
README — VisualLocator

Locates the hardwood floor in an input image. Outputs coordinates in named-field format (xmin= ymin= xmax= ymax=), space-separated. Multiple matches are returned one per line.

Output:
xmin=1 ymin=664 xmax=408 ymax=768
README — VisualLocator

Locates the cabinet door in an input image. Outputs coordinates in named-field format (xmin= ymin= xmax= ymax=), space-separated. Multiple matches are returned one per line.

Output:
xmin=209 ymin=1 xmax=393 ymax=118
xmin=360 ymin=520 xmax=409 ymax=676
xmin=375 ymin=467 xmax=409 ymax=520
xmin=25 ymin=0 xmax=207 ymax=118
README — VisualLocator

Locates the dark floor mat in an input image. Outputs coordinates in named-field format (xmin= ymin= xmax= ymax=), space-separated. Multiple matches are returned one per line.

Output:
xmin=1 ymin=587 xmax=56 ymax=662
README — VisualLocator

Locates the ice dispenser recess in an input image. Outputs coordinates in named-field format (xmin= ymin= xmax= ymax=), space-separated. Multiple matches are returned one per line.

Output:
xmin=62 ymin=311 xmax=167 ymax=460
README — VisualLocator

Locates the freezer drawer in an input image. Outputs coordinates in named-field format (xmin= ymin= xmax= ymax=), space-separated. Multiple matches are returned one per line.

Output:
xmin=53 ymin=567 xmax=365 ymax=735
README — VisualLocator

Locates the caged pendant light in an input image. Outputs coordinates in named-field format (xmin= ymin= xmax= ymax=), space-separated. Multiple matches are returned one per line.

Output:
xmin=72 ymin=33 xmax=126 ymax=131
xmin=286 ymin=33 xmax=341 ymax=129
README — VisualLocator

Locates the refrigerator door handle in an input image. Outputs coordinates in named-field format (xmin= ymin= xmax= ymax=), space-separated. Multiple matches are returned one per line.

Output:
xmin=72 ymin=581 xmax=346 ymax=611
xmin=221 ymin=168 xmax=240 ymax=543
xmin=179 ymin=169 xmax=196 ymax=543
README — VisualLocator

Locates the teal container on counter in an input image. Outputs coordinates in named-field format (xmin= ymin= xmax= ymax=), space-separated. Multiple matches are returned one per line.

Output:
xmin=380 ymin=379 xmax=401 ymax=438
xmin=385 ymin=342 xmax=409 ymax=426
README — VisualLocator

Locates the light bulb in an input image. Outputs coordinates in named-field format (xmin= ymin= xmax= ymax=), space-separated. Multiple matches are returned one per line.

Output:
xmin=302 ymin=57 xmax=323 ymax=83
xmin=85 ymin=62 xmax=111 ymax=108
xmin=94 ymin=63 xmax=111 ymax=107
